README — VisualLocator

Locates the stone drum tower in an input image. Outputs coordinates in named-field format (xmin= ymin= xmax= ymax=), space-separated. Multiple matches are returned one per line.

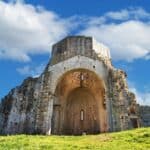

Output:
xmin=0 ymin=36 xmax=140 ymax=135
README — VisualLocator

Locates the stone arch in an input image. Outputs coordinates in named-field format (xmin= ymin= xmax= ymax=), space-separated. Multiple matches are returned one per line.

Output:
xmin=51 ymin=68 xmax=108 ymax=135
xmin=48 ymin=56 xmax=108 ymax=94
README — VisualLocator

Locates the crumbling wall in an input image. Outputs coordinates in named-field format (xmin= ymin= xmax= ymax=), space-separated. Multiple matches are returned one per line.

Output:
xmin=0 ymin=89 xmax=14 ymax=134
xmin=108 ymin=69 xmax=140 ymax=131
xmin=0 ymin=77 xmax=41 ymax=134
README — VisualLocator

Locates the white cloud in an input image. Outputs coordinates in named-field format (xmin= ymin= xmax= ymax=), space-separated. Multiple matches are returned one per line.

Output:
xmin=0 ymin=1 xmax=71 ymax=61
xmin=79 ymin=8 xmax=150 ymax=61
xmin=128 ymin=81 xmax=150 ymax=106
xmin=105 ymin=10 xmax=129 ymax=20
xmin=0 ymin=2 xmax=150 ymax=62
xmin=105 ymin=7 xmax=150 ymax=21
xmin=85 ymin=7 xmax=150 ymax=27
xmin=17 ymin=64 xmax=45 ymax=77
xmin=129 ymin=87 xmax=150 ymax=106
xmin=80 ymin=20 xmax=150 ymax=61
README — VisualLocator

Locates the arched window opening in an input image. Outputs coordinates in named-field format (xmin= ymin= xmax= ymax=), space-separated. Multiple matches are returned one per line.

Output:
xmin=80 ymin=109 xmax=84 ymax=121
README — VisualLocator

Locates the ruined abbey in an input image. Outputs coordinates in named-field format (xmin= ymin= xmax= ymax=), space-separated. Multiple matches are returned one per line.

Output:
xmin=0 ymin=36 xmax=149 ymax=135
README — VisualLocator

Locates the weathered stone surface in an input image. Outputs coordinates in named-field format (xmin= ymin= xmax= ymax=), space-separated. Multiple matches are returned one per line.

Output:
xmin=0 ymin=36 xmax=149 ymax=135
xmin=0 ymin=77 xmax=39 ymax=134
xmin=140 ymin=106 xmax=150 ymax=127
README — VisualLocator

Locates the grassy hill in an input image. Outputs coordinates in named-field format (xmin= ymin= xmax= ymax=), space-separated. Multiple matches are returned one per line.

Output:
xmin=0 ymin=127 xmax=149 ymax=150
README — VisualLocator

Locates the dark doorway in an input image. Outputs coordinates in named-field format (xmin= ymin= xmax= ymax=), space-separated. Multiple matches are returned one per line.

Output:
xmin=131 ymin=118 xmax=138 ymax=128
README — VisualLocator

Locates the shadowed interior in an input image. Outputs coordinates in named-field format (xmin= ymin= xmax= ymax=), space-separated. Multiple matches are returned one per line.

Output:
xmin=64 ymin=87 xmax=100 ymax=135
xmin=52 ymin=69 xmax=108 ymax=135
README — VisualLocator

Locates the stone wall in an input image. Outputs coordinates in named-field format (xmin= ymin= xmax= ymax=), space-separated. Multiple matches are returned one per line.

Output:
xmin=50 ymin=36 xmax=111 ymax=65
xmin=107 ymin=69 xmax=140 ymax=131
xmin=0 ymin=77 xmax=39 ymax=134
xmin=140 ymin=106 xmax=150 ymax=127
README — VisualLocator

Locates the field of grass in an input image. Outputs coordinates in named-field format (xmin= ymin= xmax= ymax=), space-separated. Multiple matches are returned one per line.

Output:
xmin=0 ymin=127 xmax=149 ymax=150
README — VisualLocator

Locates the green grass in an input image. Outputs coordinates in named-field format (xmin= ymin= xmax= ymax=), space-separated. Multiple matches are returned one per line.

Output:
xmin=0 ymin=128 xmax=150 ymax=150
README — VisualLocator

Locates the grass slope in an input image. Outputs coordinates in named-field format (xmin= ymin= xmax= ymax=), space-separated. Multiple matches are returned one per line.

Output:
xmin=0 ymin=128 xmax=149 ymax=150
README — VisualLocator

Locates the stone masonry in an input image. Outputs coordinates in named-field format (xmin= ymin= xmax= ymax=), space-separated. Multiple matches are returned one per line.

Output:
xmin=0 ymin=36 xmax=149 ymax=135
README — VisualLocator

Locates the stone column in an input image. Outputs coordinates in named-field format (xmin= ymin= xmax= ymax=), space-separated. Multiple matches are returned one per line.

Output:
xmin=45 ymin=96 xmax=54 ymax=135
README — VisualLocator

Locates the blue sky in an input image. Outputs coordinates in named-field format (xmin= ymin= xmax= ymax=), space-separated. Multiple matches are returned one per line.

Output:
xmin=0 ymin=0 xmax=150 ymax=105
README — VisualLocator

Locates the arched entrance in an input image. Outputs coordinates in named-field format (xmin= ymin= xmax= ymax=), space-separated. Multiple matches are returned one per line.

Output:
xmin=64 ymin=87 xmax=99 ymax=135
xmin=52 ymin=69 xmax=108 ymax=135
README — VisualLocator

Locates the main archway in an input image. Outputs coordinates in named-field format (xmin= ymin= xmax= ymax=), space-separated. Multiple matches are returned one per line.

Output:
xmin=52 ymin=69 xmax=108 ymax=135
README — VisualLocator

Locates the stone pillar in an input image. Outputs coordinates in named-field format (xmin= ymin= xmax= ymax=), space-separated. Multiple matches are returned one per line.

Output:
xmin=45 ymin=96 xmax=54 ymax=135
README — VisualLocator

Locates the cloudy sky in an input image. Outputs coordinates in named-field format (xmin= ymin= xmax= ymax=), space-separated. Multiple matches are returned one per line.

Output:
xmin=0 ymin=0 xmax=150 ymax=105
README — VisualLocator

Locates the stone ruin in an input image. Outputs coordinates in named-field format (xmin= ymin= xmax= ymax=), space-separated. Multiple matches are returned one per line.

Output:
xmin=0 ymin=36 xmax=149 ymax=135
